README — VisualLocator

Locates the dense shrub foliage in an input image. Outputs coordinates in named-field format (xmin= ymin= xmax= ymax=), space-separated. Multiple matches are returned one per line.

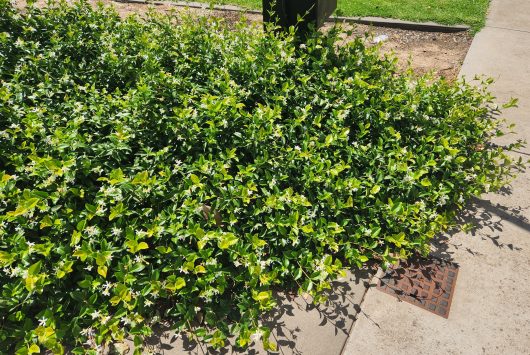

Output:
xmin=0 ymin=0 xmax=524 ymax=353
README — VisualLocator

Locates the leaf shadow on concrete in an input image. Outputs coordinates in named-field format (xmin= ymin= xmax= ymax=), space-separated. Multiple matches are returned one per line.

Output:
xmin=131 ymin=267 xmax=373 ymax=355
xmin=430 ymin=196 xmax=528 ymax=263
xmin=124 ymin=196 xmax=530 ymax=354
xmin=368 ymin=194 xmax=529 ymax=314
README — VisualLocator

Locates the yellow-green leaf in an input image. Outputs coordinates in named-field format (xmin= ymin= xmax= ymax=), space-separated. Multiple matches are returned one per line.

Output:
xmin=7 ymin=197 xmax=39 ymax=217
xmin=264 ymin=340 xmax=277 ymax=352
xmin=345 ymin=196 xmax=353 ymax=207
xmin=28 ymin=261 xmax=42 ymax=276
xmin=194 ymin=265 xmax=206 ymax=274
xmin=28 ymin=344 xmax=40 ymax=354
xmin=39 ymin=215 xmax=53 ymax=229
xmin=1 ymin=173 xmax=12 ymax=183
xmin=190 ymin=174 xmax=200 ymax=185
xmin=301 ymin=224 xmax=314 ymax=233
xmin=251 ymin=235 xmax=267 ymax=249
xmin=218 ymin=233 xmax=238 ymax=250
xmin=126 ymin=240 xmax=149 ymax=253
xmin=197 ymin=239 xmax=208 ymax=250
xmin=35 ymin=326 xmax=55 ymax=344
xmin=95 ymin=253 xmax=108 ymax=266
xmin=98 ymin=265 xmax=107 ymax=278
xmin=56 ymin=260 xmax=74 ymax=279
xmin=72 ymin=249 xmax=88 ymax=261
xmin=420 ymin=178 xmax=432 ymax=187
xmin=110 ymin=296 xmax=121 ymax=306
xmin=70 ymin=230 xmax=81 ymax=246
xmin=237 ymin=336 xmax=248 ymax=348
xmin=132 ymin=171 xmax=149 ymax=185
xmin=109 ymin=168 xmax=125 ymax=185
xmin=174 ymin=277 xmax=186 ymax=290
xmin=370 ymin=185 xmax=381 ymax=194
xmin=109 ymin=202 xmax=124 ymax=221
xmin=254 ymin=291 xmax=270 ymax=302
xmin=0 ymin=251 xmax=14 ymax=265
xmin=25 ymin=275 xmax=38 ymax=292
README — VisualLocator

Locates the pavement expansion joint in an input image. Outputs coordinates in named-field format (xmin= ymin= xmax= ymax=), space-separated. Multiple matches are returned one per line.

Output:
xmin=376 ymin=254 xmax=459 ymax=318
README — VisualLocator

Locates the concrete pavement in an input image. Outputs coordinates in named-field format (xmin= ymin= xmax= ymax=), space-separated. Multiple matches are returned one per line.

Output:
xmin=342 ymin=0 xmax=530 ymax=354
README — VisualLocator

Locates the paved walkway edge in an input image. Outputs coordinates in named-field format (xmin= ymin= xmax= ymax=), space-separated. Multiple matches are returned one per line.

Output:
xmin=338 ymin=269 xmax=382 ymax=355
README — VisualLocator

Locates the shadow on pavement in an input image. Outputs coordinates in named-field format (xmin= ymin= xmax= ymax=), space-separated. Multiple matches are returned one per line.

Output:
xmin=130 ymin=267 xmax=373 ymax=355
xmin=125 ymin=197 xmax=530 ymax=354
xmin=430 ymin=196 xmax=528 ymax=263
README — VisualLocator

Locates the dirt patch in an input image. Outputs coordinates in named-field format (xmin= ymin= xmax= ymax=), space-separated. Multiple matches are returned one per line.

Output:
xmin=357 ymin=25 xmax=472 ymax=80
xmin=13 ymin=0 xmax=472 ymax=81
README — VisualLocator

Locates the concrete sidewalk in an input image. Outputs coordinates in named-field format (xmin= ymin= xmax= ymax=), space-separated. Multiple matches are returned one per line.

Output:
xmin=343 ymin=0 xmax=530 ymax=354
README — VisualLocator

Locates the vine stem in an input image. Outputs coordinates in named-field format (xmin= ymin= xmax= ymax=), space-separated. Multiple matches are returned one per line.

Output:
xmin=186 ymin=319 xmax=207 ymax=355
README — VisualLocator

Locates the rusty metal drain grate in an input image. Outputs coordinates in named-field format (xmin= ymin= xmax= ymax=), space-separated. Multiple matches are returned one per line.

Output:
xmin=376 ymin=255 xmax=459 ymax=318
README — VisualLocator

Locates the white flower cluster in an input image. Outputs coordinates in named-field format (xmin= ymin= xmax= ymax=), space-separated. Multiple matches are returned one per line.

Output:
xmin=437 ymin=194 xmax=449 ymax=206
xmin=101 ymin=281 xmax=114 ymax=296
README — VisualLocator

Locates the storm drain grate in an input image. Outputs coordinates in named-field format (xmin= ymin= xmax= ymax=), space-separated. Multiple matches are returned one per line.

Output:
xmin=376 ymin=255 xmax=459 ymax=318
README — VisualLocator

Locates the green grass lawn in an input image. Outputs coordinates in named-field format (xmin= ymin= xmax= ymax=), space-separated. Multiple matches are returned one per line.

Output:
xmin=215 ymin=0 xmax=490 ymax=31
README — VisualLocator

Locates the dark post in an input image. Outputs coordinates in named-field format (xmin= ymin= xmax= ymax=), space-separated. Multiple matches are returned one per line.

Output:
xmin=263 ymin=0 xmax=337 ymax=34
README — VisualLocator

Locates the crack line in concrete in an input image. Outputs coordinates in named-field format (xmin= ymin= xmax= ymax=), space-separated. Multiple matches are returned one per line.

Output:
xmin=338 ymin=270 xmax=379 ymax=355
xmin=485 ymin=25 xmax=530 ymax=34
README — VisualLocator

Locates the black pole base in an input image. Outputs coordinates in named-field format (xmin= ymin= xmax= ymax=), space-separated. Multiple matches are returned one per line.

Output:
xmin=262 ymin=0 xmax=337 ymax=36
